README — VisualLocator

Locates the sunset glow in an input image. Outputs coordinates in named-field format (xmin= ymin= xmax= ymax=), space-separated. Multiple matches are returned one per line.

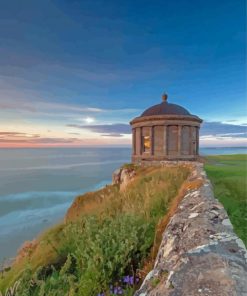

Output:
xmin=0 ymin=0 xmax=246 ymax=148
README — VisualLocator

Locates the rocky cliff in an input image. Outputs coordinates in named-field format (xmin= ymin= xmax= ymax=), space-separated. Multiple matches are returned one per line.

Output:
xmin=134 ymin=162 xmax=247 ymax=296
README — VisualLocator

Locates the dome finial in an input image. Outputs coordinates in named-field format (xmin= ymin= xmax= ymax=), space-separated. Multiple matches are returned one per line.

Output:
xmin=162 ymin=92 xmax=168 ymax=102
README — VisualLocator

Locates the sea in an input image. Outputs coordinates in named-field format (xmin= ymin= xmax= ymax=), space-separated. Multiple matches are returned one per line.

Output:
xmin=0 ymin=146 xmax=246 ymax=263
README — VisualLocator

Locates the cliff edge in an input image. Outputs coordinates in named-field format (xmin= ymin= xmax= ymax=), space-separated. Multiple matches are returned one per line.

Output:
xmin=1 ymin=161 xmax=246 ymax=296
xmin=134 ymin=162 xmax=247 ymax=296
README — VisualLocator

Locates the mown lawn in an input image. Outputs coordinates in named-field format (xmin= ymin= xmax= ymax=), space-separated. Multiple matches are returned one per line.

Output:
xmin=205 ymin=154 xmax=247 ymax=246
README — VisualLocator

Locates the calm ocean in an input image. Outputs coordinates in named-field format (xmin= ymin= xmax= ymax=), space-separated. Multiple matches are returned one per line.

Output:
xmin=0 ymin=147 xmax=246 ymax=263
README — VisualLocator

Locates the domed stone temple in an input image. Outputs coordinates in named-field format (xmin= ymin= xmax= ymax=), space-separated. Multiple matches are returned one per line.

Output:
xmin=130 ymin=94 xmax=203 ymax=163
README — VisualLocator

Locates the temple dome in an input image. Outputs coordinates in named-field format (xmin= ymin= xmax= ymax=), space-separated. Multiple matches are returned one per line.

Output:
xmin=141 ymin=93 xmax=192 ymax=117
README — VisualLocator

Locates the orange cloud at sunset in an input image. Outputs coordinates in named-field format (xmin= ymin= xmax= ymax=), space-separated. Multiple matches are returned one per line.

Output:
xmin=0 ymin=131 xmax=132 ymax=148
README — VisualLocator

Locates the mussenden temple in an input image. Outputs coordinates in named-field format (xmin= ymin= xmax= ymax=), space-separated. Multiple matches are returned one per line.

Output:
xmin=130 ymin=93 xmax=203 ymax=163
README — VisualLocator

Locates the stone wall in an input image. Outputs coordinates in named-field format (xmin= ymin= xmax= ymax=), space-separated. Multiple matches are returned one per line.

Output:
xmin=135 ymin=162 xmax=247 ymax=296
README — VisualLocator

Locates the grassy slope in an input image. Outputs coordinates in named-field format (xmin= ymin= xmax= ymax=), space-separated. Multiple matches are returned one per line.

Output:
xmin=0 ymin=165 xmax=191 ymax=295
xmin=205 ymin=154 xmax=247 ymax=245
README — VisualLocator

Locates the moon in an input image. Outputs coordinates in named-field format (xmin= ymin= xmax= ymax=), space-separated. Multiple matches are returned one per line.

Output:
xmin=84 ymin=117 xmax=95 ymax=124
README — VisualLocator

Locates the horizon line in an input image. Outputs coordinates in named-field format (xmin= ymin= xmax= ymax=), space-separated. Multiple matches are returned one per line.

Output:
xmin=0 ymin=146 xmax=246 ymax=149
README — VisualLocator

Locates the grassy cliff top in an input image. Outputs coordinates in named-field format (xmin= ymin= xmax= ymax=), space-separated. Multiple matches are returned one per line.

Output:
xmin=0 ymin=164 xmax=191 ymax=295
xmin=2 ymin=155 xmax=245 ymax=295
xmin=204 ymin=154 xmax=247 ymax=245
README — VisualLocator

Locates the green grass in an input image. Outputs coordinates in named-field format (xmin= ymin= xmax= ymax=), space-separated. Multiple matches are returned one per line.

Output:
xmin=3 ymin=155 xmax=246 ymax=295
xmin=0 ymin=165 xmax=190 ymax=296
xmin=205 ymin=154 xmax=247 ymax=245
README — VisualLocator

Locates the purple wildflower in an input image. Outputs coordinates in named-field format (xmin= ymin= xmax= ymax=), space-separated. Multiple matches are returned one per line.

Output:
xmin=123 ymin=275 xmax=130 ymax=284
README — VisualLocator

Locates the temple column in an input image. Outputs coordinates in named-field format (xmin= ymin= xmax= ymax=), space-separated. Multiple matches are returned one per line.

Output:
xmin=189 ymin=126 xmax=193 ymax=155
xmin=196 ymin=127 xmax=199 ymax=155
xmin=132 ymin=128 xmax=136 ymax=155
xmin=150 ymin=126 xmax=154 ymax=156
xmin=135 ymin=127 xmax=142 ymax=157
xmin=178 ymin=125 xmax=182 ymax=156
xmin=140 ymin=127 xmax=143 ymax=155
xmin=163 ymin=125 xmax=167 ymax=155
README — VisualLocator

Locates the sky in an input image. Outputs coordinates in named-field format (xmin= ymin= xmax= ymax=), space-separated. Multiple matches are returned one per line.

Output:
xmin=0 ymin=0 xmax=246 ymax=147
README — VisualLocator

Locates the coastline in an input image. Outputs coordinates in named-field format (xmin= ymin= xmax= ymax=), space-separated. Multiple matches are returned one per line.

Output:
xmin=0 ymin=149 xmax=246 ymax=273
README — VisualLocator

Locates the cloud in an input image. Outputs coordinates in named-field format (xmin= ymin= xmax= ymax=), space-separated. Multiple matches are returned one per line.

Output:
xmin=68 ymin=132 xmax=81 ymax=135
xmin=67 ymin=123 xmax=131 ymax=135
xmin=0 ymin=132 xmax=26 ymax=136
xmin=0 ymin=132 xmax=40 ymax=138
xmin=0 ymin=131 xmax=79 ymax=145
xmin=2 ymin=121 xmax=246 ymax=148
xmin=215 ymin=132 xmax=247 ymax=138
xmin=0 ymin=137 xmax=78 ymax=144
xmin=68 ymin=121 xmax=247 ymax=139
xmin=0 ymin=101 xmax=37 ymax=112
xmin=28 ymin=138 xmax=78 ymax=144
xmin=200 ymin=122 xmax=247 ymax=147
xmin=101 ymin=133 xmax=124 ymax=137
xmin=0 ymin=100 xmax=103 ymax=113
xmin=37 ymin=103 xmax=103 ymax=113
xmin=200 ymin=122 xmax=247 ymax=138
xmin=0 ymin=98 xmax=141 ymax=124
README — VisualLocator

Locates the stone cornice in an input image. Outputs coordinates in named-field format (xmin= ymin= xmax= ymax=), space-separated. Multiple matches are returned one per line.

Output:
xmin=130 ymin=114 xmax=203 ymax=125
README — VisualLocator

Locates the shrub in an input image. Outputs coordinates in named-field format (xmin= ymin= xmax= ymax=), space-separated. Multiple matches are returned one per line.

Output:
xmin=15 ymin=215 xmax=154 ymax=296
xmin=1 ymin=165 xmax=190 ymax=296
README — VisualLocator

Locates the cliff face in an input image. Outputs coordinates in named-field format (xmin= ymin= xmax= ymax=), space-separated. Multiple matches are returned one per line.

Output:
xmin=135 ymin=162 xmax=247 ymax=296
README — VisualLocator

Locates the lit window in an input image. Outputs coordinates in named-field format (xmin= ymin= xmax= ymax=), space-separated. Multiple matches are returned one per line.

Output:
xmin=143 ymin=136 xmax=151 ymax=152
